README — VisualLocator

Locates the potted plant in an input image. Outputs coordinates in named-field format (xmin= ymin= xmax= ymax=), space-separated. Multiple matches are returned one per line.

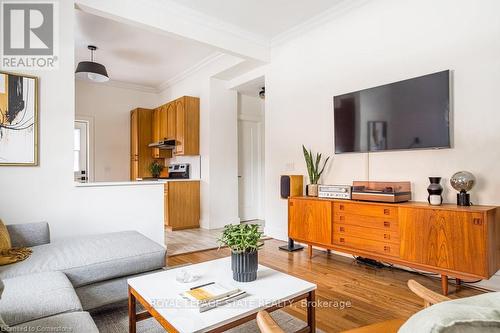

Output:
xmin=302 ymin=145 xmax=330 ymax=197
xmin=218 ymin=224 xmax=263 ymax=282
xmin=149 ymin=161 xmax=164 ymax=178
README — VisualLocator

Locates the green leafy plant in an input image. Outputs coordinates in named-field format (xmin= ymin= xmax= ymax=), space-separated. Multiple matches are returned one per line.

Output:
xmin=149 ymin=161 xmax=164 ymax=178
xmin=302 ymin=145 xmax=330 ymax=184
xmin=217 ymin=224 xmax=264 ymax=253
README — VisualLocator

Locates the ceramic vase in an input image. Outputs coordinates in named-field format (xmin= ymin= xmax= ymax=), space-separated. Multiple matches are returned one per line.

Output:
xmin=427 ymin=177 xmax=443 ymax=206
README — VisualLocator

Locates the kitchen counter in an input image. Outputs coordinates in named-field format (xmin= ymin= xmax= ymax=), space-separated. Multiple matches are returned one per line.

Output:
xmin=75 ymin=179 xmax=200 ymax=187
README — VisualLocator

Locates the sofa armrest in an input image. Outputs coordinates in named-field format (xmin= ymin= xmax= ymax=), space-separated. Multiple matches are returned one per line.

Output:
xmin=6 ymin=222 xmax=50 ymax=248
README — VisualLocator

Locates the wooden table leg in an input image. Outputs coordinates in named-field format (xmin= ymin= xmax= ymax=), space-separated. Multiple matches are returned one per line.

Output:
xmin=129 ymin=286 xmax=137 ymax=333
xmin=307 ymin=290 xmax=316 ymax=332
xmin=308 ymin=245 xmax=313 ymax=259
xmin=441 ymin=274 xmax=448 ymax=296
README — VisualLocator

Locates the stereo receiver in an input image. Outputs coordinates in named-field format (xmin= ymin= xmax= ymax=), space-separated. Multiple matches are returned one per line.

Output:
xmin=318 ymin=185 xmax=351 ymax=199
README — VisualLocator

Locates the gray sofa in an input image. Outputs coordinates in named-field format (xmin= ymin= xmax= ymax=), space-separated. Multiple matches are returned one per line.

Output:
xmin=0 ymin=222 xmax=167 ymax=332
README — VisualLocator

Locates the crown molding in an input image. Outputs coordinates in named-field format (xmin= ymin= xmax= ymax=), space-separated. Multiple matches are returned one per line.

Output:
xmin=156 ymin=52 xmax=225 ymax=93
xmin=270 ymin=0 xmax=372 ymax=47
xmin=75 ymin=77 xmax=158 ymax=93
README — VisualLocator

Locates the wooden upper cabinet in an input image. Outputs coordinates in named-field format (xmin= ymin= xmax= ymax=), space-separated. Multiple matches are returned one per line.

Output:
xmin=151 ymin=106 xmax=171 ymax=159
xmin=174 ymin=96 xmax=199 ymax=156
xmin=165 ymin=102 xmax=176 ymax=140
xmin=289 ymin=198 xmax=333 ymax=246
xmin=399 ymin=207 xmax=488 ymax=277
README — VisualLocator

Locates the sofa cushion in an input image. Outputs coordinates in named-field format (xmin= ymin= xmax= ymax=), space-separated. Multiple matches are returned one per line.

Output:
xmin=0 ymin=231 xmax=166 ymax=287
xmin=0 ymin=271 xmax=82 ymax=326
xmin=11 ymin=311 xmax=98 ymax=333
xmin=398 ymin=292 xmax=500 ymax=333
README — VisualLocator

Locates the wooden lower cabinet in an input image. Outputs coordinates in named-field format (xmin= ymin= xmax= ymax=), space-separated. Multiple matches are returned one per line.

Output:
xmin=399 ymin=208 xmax=488 ymax=277
xmin=288 ymin=197 xmax=500 ymax=295
xmin=164 ymin=181 xmax=200 ymax=231
xmin=288 ymin=198 xmax=332 ymax=246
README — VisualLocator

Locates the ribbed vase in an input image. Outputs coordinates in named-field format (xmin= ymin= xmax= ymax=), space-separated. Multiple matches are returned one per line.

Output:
xmin=231 ymin=251 xmax=258 ymax=282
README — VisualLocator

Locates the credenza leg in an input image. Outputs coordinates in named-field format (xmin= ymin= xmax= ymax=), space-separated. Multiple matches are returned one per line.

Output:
xmin=308 ymin=245 xmax=313 ymax=259
xmin=441 ymin=274 xmax=448 ymax=296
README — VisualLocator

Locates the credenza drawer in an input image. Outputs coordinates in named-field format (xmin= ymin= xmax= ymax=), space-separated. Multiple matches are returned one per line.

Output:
xmin=333 ymin=234 xmax=400 ymax=258
xmin=334 ymin=213 xmax=399 ymax=231
xmin=334 ymin=202 xmax=398 ymax=218
xmin=334 ymin=223 xmax=400 ymax=244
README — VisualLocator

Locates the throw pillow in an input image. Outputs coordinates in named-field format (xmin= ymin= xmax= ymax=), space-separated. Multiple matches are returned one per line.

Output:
xmin=399 ymin=292 xmax=500 ymax=333
xmin=0 ymin=220 xmax=32 ymax=266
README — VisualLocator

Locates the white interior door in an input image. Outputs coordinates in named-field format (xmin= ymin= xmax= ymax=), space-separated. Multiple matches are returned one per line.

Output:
xmin=238 ymin=119 xmax=262 ymax=221
xmin=74 ymin=120 xmax=89 ymax=183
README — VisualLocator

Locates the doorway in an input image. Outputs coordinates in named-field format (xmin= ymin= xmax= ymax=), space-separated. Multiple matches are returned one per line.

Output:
xmin=237 ymin=92 xmax=265 ymax=222
xmin=74 ymin=116 xmax=94 ymax=183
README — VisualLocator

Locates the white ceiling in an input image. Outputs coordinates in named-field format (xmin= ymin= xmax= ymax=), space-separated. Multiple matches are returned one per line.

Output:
xmin=75 ymin=10 xmax=217 ymax=90
xmin=170 ymin=0 xmax=343 ymax=38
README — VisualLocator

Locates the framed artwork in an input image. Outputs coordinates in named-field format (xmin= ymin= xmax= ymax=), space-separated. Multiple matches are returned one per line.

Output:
xmin=0 ymin=71 xmax=38 ymax=166
xmin=368 ymin=121 xmax=387 ymax=151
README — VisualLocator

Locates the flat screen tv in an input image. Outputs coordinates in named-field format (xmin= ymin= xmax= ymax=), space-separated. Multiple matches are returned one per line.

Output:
xmin=333 ymin=70 xmax=451 ymax=154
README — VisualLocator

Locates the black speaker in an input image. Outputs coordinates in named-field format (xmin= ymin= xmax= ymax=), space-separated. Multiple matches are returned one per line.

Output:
xmin=280 ymin=175 xmax=303 ymax=199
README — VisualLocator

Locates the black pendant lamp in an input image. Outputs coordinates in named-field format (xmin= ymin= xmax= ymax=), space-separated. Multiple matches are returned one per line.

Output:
xmin=75 ymin=45 xmax=109 ymax=82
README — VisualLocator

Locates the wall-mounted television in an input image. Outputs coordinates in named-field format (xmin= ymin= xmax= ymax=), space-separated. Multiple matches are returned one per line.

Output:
xmin=333 ymin=70 xmax=451 ymax=154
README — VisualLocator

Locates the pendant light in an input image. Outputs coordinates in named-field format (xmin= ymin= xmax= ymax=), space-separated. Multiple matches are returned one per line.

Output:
xmin=75 ymin=45 xmax=109 ymax=82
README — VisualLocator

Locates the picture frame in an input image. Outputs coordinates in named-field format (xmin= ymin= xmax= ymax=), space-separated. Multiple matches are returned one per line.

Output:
xmin=0 ymin=71 xmax=38 ymax=166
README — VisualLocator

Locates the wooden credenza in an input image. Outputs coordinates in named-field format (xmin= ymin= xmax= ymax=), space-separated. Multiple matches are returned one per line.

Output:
xmin=288 ymin=197 xmax=500 ymax=294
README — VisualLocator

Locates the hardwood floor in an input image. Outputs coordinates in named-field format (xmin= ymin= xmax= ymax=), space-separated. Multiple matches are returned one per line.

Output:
xmin=165 ymin=220 xmax=265 ymax=255
xmin=168 ymin=239 xmax=484 ymax=332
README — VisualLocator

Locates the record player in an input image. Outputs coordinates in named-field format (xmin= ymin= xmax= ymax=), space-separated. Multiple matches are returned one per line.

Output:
xmin=351 ymin=181 xmax=411 ymax=203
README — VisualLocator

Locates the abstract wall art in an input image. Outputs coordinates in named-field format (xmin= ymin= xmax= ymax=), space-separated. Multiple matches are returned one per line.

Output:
xmin=0 ymin=71 xmax=38 ymax=166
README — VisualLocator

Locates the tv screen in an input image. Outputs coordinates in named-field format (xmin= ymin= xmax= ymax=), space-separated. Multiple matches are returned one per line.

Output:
xmin=334 ymin=70 xmax=450 ymax=154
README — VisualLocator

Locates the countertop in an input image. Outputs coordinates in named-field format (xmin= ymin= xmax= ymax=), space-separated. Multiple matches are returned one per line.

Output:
xmin=75 ymin=179 xmax=200 ymax=187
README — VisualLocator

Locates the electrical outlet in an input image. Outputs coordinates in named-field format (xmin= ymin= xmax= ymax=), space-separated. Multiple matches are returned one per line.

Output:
xmin=285 ymin=162 xmax=295 ymax=171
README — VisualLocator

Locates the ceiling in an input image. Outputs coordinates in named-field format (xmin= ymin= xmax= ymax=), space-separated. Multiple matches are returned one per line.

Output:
xmin=170 ymin=0 xmax=343 ymax=38
xmin=75 ymin=10 xmax=217 ymax=90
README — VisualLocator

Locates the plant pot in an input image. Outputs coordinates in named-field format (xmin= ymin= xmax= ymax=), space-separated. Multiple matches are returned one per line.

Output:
xmin=306 ymin=184 xmax=319 ymax=197
xmin=231 ymin=251 xmax=258 ymax=282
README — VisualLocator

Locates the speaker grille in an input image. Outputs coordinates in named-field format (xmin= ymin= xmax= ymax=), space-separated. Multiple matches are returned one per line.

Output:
xmin=280 ymin=175 xmax=290 ymax=199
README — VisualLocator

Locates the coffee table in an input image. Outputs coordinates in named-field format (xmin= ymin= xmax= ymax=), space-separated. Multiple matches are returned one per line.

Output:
xmin=128 ymin=257 xmax=317 ymax=333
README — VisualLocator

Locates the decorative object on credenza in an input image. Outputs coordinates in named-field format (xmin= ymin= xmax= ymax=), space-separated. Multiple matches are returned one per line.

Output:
xmin=0 ymin=71 xmax=38 ymax=166
xmin=302 ymin=145 xmax=330 ymax=197
xmin=218 ymin=224 xmax=263 ymax=282
xmin=427 ymin=177 xmax=443 ymax=206
xmin=450 ymin=171 xmax=476 ymax=206
xmin=351 ymin=181 xmax=412 ymax=203
xmin=149 ymin=161 xmax=164 ymax=178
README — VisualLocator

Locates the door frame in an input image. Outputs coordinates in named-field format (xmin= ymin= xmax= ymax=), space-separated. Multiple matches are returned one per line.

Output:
xmin=75 ymin=115 xmax=95 ymax=183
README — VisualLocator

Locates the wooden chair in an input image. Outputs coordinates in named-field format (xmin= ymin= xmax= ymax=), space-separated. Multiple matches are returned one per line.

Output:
xmin=256 ymin=279 xmax=451 ymax=333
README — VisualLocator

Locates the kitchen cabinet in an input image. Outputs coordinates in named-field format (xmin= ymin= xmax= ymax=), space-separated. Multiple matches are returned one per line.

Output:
xmin=151 ymin=106 xmax=171 ymax=159
xmin=130 ymin=108 xmax=155 ymax=180
xmin=174 ymin=96 xmax=199 ymax=156
xmin=164 ymin=181 xmax=200 ymax=230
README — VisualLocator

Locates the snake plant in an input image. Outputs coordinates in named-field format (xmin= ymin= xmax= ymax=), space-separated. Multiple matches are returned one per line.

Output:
xmin=302 ymin=145 xmax=330 ymax=184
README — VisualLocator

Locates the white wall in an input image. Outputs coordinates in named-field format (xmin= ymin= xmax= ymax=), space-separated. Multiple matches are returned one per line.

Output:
xmin=0 ymin=0 xmax=165 ymax=245
xmin=75 ymin=81 xmax=158 ymax=181
xmin=264 ymin=0 xmax=500 ymax=287
xmin=157 ymin=55 xmax=242 ymax=229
